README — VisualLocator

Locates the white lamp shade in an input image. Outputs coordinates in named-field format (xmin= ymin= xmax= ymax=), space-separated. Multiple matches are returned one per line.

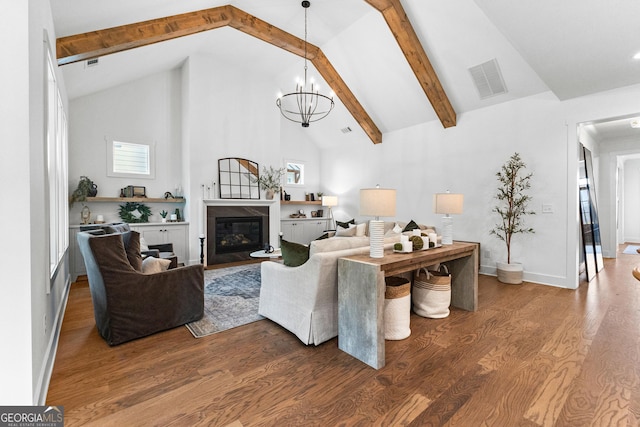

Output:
xmin=322 ymin=195 xmax=338 ymax=207
xmin=433 ymin=193 xmax=464 ymax=215
xmin=360 ymin=188 xmax=396 ymax=217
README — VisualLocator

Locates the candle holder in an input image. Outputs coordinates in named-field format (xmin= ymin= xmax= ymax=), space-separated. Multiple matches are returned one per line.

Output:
xmin=199 ymin=235 xmax=205 ymax=264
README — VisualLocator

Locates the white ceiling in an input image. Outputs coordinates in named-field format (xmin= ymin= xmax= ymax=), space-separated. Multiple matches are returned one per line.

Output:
xmin=51 ymin=0 xmax=640 ymax=140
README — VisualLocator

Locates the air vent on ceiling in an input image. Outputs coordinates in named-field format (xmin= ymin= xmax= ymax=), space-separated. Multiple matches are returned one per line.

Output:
xmin=341 ymin=126 xmax=353 ymax=134
xmin=469 ymin=58 xmax=507 ymax=99
xmin=85 ymin=58 xmax=99 ymax=68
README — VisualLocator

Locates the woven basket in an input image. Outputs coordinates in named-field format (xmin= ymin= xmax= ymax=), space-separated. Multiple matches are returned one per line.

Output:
xmin=384 ymin=276 xmax=411 ymax=340
xmin=413 ymin=265 xmax=451 ymax=318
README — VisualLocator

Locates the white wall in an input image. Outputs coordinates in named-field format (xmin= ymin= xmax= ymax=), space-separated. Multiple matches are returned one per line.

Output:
xmin=178 ymin=53 xmax=284 ymax=262
xmin=68 ymin=69 xmax=184 ymax=224
xmin=318 ymin=85 xmax=640 ymax=288
xmin=0 ymin=0 xmax=70 ymax=404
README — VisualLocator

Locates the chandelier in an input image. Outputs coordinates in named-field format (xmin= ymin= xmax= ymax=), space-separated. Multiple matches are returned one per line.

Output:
xmin=276 ymin=1 xmax=334 ymax=127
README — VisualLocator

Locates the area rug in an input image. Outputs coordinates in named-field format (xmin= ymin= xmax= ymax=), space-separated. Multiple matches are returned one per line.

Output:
xmin=623 ymin=245 xmax=640 ymax=254
xmin=186 ymin=263 xmax=264 ymax=338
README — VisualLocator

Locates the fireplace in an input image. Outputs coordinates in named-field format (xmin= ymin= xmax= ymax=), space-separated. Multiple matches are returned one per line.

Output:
xmin=215 ymin=216 xmax=263 ymax=254
xmin=207 ymin=205 xmax=269 ymax=265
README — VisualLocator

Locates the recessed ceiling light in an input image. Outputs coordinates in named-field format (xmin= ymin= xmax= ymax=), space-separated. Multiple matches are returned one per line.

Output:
xmin=630 ymin=118 xmax=640 ymax=128
xmin=633 ymin=52 xmax=640 ymax=60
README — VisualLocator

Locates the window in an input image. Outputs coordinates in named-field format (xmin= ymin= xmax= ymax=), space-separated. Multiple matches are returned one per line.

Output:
xmin=107 ymin=139 xmax=155 ymax=179
xmin=45 ymin=32 xmax=69 ymax=280
xmin=285 ymin=161 xmax=305 ymax=186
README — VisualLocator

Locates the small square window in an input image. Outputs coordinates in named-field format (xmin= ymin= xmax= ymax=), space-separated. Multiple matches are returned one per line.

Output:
xmin=107 ymin=139 xmax=155 ymax=179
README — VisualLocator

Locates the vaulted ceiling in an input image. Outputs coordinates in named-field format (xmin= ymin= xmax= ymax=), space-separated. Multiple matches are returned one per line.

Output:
xmin=51 ymin=0 xmax=640 ymax=146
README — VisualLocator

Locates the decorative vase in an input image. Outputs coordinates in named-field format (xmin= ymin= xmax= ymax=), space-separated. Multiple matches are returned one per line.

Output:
xmin=88 ymin=183 xmax=98 ymax=197
xmin=496 ymin=261 xmax=523 ymax=284
xmin=265 ymin=189 xmax=275 ymax=200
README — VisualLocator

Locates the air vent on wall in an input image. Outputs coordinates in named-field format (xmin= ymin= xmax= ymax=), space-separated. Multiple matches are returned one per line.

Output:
xmin=341 ymin=126 xmax=353 ymax=134
xmin=469 ymin=58 xmax=507 ymax=99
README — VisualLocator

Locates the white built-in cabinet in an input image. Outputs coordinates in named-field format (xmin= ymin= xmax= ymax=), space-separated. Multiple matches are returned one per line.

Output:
xmin=280 ymin=219 xmax=329 ymax=245
xmin=130 ymin=223 xmax=188 ymax=263
xmin=69 ymin=222 xmax=189 ymax=281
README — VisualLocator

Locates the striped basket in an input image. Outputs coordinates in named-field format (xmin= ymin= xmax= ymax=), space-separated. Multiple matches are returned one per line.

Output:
xmin=384 ymin=276 xmax=411 ymax=340
xmin=413 ymin=265 xmax=451 ymax=318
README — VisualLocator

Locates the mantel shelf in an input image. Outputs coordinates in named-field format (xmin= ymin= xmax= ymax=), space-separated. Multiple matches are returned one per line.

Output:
xmin=85 ymin=197 xmax=186 ymax=203
xmin=281 ymin=200 xmax=322 ymax=205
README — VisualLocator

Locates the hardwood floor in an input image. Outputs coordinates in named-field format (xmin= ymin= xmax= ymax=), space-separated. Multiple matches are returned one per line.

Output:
xmin=47 ymin=249 xmax=640 ymax=426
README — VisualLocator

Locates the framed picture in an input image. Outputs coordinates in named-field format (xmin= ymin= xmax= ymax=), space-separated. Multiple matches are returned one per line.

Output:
xmin=133 ymin=186 xmax=146 ymax=197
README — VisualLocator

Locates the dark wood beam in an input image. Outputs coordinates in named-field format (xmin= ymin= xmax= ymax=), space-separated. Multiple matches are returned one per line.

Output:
xmin=56 ymin=5 xmax=382 ymax=145
xmin=365 ymin=0 xmax=456 ymax=128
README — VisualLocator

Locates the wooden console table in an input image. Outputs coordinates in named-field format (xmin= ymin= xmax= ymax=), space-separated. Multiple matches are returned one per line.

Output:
xmin=337 ymin=241 xmax=479 ymax=369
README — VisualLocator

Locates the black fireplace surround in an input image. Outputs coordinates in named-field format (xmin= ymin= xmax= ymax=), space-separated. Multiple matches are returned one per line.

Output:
xmin=207 ymin=205 xmax=269 ymax=265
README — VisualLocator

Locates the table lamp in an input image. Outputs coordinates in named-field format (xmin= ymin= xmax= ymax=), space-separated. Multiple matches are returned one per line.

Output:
xmin=433 ymin=191 xmax=464 ymax=245
xmin=360 ymin=186 xmax=396 ymax=258
xmin=321 ymin=195 xmax=338 ymax=230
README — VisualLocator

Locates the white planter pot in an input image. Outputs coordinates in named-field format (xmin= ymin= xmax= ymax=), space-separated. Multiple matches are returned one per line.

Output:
xmin=496 ymin=261 xmax=523 ymax=284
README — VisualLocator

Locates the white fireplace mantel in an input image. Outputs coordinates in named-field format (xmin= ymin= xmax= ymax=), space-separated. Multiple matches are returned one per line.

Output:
xmin=203 ymin=199 xmax=276 ymax=207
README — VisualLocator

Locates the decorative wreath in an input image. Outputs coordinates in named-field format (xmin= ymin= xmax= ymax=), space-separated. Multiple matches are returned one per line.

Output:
xmin=118 ymin=202 xmax=152 ymax=223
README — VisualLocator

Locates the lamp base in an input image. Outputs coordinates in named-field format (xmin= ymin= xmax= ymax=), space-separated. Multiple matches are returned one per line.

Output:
xmin=441 ymin=216 xmax=453 ymax=245
xmin=369 ymin=220 xmax=384 ymax=258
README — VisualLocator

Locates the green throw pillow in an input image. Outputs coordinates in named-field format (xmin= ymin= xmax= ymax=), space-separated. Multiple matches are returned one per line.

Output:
xmin=280 ymin=239 xmax=310 ymax=267
xmin=402 ymin=220 xmax=420 ymax=232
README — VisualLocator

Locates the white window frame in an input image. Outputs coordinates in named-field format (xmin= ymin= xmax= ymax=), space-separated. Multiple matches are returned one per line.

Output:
xmin=45 ymin=31 xmax=69 ymax=282
xmin=107 ymin=138 xmax=156 ymax=179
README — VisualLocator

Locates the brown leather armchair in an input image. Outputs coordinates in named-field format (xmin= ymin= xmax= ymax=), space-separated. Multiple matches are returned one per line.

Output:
xmin=77 ymin=229 xmax=204 ymax=345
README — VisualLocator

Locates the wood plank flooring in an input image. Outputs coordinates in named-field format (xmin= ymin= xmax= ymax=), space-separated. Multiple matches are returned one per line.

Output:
xmin=47 ymin=249 xmax=640 ymax=426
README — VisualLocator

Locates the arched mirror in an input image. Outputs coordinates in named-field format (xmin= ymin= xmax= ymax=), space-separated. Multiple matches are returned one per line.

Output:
xmin=218 ymin=158 xmax=260 ymax=199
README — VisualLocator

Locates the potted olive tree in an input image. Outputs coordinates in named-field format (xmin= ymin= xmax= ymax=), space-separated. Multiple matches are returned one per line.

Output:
xmin=490 ymin=152 xmax=535 ymax=284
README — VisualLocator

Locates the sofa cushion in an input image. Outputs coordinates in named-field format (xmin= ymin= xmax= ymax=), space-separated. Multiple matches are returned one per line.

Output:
xmin=335 ymin=225 xmax=358 ymax=237
xmin=309 ymin=235 xmax=370 ymax=257
xmin=281 ymin=239 xmax=310 ymax=267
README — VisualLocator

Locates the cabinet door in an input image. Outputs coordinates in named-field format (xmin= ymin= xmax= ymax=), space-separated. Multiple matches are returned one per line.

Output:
xmin=69 ymin=228 xmax=86 ymax=280
xmin=164 ymin=226 xmax=188 ymax=263
xmin=305 ymin=220 xmax=329 ymax=242
xmin=133 ymin=225 xmax=188 ymax=264
xmin=281 ymin=222 xmax=305 ymax=245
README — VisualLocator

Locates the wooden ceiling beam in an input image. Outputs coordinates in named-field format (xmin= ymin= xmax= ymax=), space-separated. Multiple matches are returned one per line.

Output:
xmin=56 ymin=5 xmax=382 ymax=145
xmin=365 ymin=0 xmax=457 ymax=128
xmin=56 ymin=6 xmax=233 ymax=66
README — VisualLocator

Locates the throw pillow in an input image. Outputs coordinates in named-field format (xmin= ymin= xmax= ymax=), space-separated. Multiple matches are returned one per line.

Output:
xmin=141 ymin=256 xmax=171 ymax=274
xmin=336 ymin=219 xmax=356 ymax=229
xmin=402 ymin=220 xmax=420 ymax=232
xmin=355 ymin=222 xmax=366 ymax=237
xmin=280 ymin=239 xmax=310 ymax=267
xmin=335 ymin=226 xmax=358 ymax=237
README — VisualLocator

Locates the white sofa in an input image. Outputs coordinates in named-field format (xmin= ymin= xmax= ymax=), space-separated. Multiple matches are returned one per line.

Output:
xmin=259 ymin=235 xmax=398 ymax=345
xmin=259 ymin=221 xmax=437 ymax=345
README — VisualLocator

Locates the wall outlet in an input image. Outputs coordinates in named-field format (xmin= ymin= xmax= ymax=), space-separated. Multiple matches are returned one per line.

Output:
xmin=542 ymin=203 xmax=554 ymax=213
xmin=484 ymin=250 xmax=492 ymax=259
